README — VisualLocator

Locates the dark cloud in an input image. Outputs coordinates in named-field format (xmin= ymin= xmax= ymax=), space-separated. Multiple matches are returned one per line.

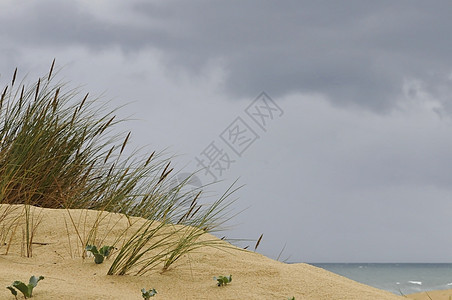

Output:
xmin=2 ymin=1 xmax=452 ymax=110
xmin=131 ymin=1 xmax=452 ymax=111
xmin=0 ymin=1 xmax=153 ymax=49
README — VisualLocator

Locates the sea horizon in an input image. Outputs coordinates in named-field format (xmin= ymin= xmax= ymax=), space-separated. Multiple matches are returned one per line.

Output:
xmin=308 ymin=263 xmax=452 ymax=295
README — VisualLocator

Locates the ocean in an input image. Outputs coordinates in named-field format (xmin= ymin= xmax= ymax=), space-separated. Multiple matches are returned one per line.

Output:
xmin=310 ymin=263 xmax=452 ymax=296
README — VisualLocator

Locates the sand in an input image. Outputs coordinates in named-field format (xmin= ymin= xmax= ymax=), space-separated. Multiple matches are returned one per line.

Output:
xmin=0 ymin=205 xmax=405 ymax=299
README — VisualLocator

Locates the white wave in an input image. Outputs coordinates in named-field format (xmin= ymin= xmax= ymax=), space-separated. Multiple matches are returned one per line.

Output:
xmin=408 ymin=281 xmax=422 ymax=285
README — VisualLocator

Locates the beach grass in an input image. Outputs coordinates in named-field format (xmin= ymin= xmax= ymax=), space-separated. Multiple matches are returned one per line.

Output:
xmin=0 ymin=62 xmax=237 ymax=273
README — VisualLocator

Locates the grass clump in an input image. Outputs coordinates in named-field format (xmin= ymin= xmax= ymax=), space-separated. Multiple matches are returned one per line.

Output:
xmin=6 ymin=275 xmax=44 ymax=299
xmin=0 ymin=61 xmax=175 ymax=214
xmin=0 ymin=62 xmax=238 ymax=274
xmin=107 ymin=182 xmax=239 ymax=276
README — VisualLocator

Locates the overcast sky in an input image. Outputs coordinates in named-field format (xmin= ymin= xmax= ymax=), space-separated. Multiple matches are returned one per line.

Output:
xmin=2 ymin=0 xmax=452 ymax=263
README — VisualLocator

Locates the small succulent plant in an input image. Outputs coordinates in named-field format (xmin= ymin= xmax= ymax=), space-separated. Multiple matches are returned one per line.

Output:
xmin=86 ymin=245 xmax=114 ymax=264
xmin=214 ymin=275 xmax=232 ymax=286
xmin=141 ymin=288 xmax=157 ymax=299
xmin=7 ymin=275 xmax=44 ymax=299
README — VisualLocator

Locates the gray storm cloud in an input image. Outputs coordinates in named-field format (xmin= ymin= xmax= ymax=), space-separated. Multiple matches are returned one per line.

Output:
xmin=2 ymin=1 xmax=452 ymax=112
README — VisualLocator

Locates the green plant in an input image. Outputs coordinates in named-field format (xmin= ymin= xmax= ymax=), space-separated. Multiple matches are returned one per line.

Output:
xmin=6 ymin=275 xmax=44 ymax=299
xmin=141 ymin=288 xmax=157 ymax=299
xmin=288 ymin=297 xmax=295 ymax=300
xmin=86 ymin=244 xmax=114 ymax=264
xmin=214 ymin=275 xmax=232 ymax=287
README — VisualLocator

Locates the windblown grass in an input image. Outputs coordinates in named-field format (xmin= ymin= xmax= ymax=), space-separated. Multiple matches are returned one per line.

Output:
xmin=108 ymin=182 xmax=240 ymax=275
xmin=0 ymin=62 xmax=238 ymax=271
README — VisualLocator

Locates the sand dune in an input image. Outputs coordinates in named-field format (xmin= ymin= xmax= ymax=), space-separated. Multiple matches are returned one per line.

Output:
xmin=0 ymin=205 xmax=404 ymax=299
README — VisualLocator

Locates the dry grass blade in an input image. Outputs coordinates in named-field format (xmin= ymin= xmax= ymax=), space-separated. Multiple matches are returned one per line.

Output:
xmin=79 ymin=93 xmax=88 ymax=111
xmin=1 ymin=86 xmax=7 ymax=103
xmin=254 ymin=233 xmax=263 ymax=251
xmin=52 ymin=88 xmax=59 ymax=112
xmin=34 ymin=78 xmax=40 ymax=102
xmin=48 ymin=58 xmax=55 ymax=81
xmin=144 ymin=151 xmax=155 ymax=167
xmin=104 ymin=146 xmax=115 ymax=164
xmin=19 ymin=85 xmax=24 ymax=107
xmin=120 ymin=132 xmax=131 ymax=155
xmin=11 ymin=68 xmax=17 ymax=87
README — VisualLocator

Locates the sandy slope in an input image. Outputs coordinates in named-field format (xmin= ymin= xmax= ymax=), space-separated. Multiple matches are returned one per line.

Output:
xmin=0 ymin=205 xmax=404 ymax=299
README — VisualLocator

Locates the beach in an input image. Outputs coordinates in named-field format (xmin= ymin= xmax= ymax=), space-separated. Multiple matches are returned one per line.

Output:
xmin=0 ymin=205 xmax=405 ymax=299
